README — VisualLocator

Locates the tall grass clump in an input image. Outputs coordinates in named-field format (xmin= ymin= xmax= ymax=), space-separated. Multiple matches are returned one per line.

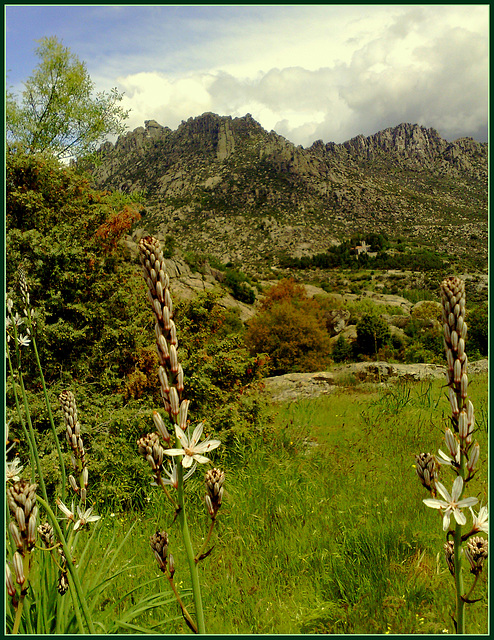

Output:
xmin=416 ymin=276 xmax=488 ymax=633
xmin=136 ymin=235 xmax=224 ymax=634
xmin=5 ymin=267 xmax=178 ymax=634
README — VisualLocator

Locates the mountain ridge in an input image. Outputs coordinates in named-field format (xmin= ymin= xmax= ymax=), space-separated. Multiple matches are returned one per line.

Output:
xmin=90 ymin=113 xmax=487 ymax=270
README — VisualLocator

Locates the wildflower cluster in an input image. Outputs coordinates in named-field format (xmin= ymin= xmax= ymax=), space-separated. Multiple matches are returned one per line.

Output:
xmin=416 ymin=277 xmax=488 ymax=632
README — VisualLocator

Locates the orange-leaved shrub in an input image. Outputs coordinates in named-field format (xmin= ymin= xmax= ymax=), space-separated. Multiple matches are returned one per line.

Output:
xmin=245 ymin=278 xmax=331 ymax=375
xmin=93 ymin=203 xmax=142 ymax=252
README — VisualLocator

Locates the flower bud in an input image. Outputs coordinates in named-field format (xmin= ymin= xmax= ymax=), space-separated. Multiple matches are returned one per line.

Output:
xmin=27 ymin=508 xmax=37 ymax=547
xmin=159 ymin=270 xmax=169 ymax=290
xmin=6 ymin=563 xmax=16 ymax=597
xmin=169 ymin=345 xmax=179 ymax=373
xmin=156 ymin=279 xmax=164 ymax=303
xmin=443 ymin=323 xmax=451 ymax=343
xmin=451 ymin=330 xmax=458 ymax=351
xmin=157 ymin=334 xmax=170 ymax=360
xmin=164 ymin=289 xmax=173 ymax=315
xmin=457 ymin=337 xmax=465 ymax=359
xmin=448 ymin=388 xmax=459 ymax=416
xmin=444 ymin=541 xmax=455 ymax=576
xmin=454 ymin=359 xmax=462 ymax=384
xmin=153 ymin=410 xmax=171 ymax=443
xmin=467 ymin=400 xmax=475 ymax=425
xmin=169 ymin=320 xmax=178 ymax=347
xmin=205 ymin=494 xmax=215 ymax=517
xmin=444 ymin=428 xmax=458 ymax=458
xmin=16 ymin=507 xmax=26 ymax=532
xmin=149 ymin=531 xmax=168 ymax=572
xmin=158 ymin=366 xmax=170 ymax=393
xmin=69 ymin=475 xmax=79 ymax=494
xmin=162 ymin=305 xmax=171 ymax=331
xmin=467 ymin=442 xmax=480 ymax=475
xmin=168 ymin=553 xmax=175 ymax=578
xmin=153 ymin=298 xmax=163 ymax=321
xmin=461 ymin=373 xmax=468 ymax=399
xmin=178 ymin=400 xmax=190 ymax=429
xmin=465 ymin=536 xmax=488 ymax=576
xmin=458 ymin=410 xmax=469 ymax=438
xmin=414 ymin=452 xmax=436 ymax=493
xmin=82 ymin=467 xmax=89 ymax=488
xmin=169 ymin=387 xmax=180 ymax=416
xmin=177 ymin=365 xmax=184 ymax=393
xmin=9 ymin=522 xmax=23 ymax=550
xmin=13 ymin=552 xmax=25 ymax=586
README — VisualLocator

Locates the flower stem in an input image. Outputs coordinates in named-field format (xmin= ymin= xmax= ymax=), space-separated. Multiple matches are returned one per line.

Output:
xmin=453 ymin=522 xmax=465 ymax=633
xmin=167 ymin=574 xmax=198 ymax=633
xmin=195 ymin=519 xmax=216 ymax=563
xmin=27 ymin=319 xmax=67 ymax=502
xmin=177 ymin=464 xmax=206 ymax=634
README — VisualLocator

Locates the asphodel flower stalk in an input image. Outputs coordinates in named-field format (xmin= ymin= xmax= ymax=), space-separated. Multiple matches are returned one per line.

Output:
xmin=59 ymin=390 xmax=88 ymax=504
xmin=138 ymin=235 xmax=224 ymax=634
xmin=418 ymin=277 xmax=488 ymax=634
xmin=6 ymin=479 xmax=38 ymax=633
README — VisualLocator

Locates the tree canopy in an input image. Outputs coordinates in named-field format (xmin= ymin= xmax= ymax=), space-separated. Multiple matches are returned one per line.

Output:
xmin=6 ymin=36 xmax=129 ymax=160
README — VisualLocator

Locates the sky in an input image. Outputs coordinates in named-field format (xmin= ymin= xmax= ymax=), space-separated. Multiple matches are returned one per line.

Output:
xmin=5 ymin=4 xmax=489 ymax=148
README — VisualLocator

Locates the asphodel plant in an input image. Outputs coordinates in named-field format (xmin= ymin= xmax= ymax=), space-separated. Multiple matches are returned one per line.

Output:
xmin=6 ymin=269 xmax=99 ymax=634
xmin=415 ymin=276 xmax=488 ymax=634
xmin=137 ymin=236 xmax=224 ymax=634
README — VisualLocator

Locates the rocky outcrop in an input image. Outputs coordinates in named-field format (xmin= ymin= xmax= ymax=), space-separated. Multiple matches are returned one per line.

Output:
xmin=263 ymin=359 xmax=488 ymax=403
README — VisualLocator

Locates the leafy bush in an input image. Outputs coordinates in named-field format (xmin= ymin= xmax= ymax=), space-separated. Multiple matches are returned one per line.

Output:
xmin=245 ymin=279 xmax=331 ymax=375
xmin=6 ymin=149 xmax=150 ymax=394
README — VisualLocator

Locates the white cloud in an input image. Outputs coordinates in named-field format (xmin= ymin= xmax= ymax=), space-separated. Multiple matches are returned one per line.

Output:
xmin=90 ymin=5 xmax=489 ymax=146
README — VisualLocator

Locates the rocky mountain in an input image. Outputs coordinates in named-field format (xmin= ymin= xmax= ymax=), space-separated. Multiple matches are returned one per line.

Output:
xmin=90 ymin=113 xmax=488 ymax=271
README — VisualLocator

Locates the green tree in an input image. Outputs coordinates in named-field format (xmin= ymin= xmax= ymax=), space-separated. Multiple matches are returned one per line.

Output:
xmin=6 ymin=36 xmax=129 ymax=160
xmin=467 ymin=305 xmax=488 ymax=357
xmin=332 ymin=334 xmax=353 ymax=363
xmin=355 ymin=313 xmax=391 ymax=356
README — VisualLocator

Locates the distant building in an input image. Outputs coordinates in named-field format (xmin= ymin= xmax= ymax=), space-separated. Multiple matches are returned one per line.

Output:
xmin=355 ymin=240 xmax=369 ymax=255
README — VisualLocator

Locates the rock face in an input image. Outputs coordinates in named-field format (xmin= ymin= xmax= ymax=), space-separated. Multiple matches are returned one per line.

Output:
xmin=263 ymin=359 xmax=488 ymax=403
xmin=90 ymin=114 xmax=487 ymax=270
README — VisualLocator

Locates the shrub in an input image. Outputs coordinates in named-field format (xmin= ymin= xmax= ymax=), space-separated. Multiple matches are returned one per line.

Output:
xmin=245 ymin=280 xmax=331 ymax=375
xmin=225 ymin=268 xmax=256 ymax=304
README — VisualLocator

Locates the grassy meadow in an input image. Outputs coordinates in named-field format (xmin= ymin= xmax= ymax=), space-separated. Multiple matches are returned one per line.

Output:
xmin=75 ymin=374 xmax=488 ymax=635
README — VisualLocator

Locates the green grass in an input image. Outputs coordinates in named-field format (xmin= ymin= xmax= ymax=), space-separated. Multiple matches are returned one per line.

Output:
xmin=85 ymin=374 xmax=488 ymax=634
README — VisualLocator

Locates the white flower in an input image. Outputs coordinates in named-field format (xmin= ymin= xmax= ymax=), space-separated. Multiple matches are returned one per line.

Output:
xmin=437 ymin=448 xmax=460 ymax=468
xmin=73 ymin=506 xmax=101 ymax=531
xmin=165 ymin=423 xmax=221 ymax=468
xmin=56 ymin=498 xmax=75 ymax=521
xmin=424 ymin=476 xmax=478 ymax=531
xmin=153 ymin=461 xmax=197 ymax=488
xmin=6 ymin=458 xmax=23 ymax=483
xmin=470 ymin=505 xmax=489 ymax=534
xmin=17 ymin=334 xmax=31 ymax=348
